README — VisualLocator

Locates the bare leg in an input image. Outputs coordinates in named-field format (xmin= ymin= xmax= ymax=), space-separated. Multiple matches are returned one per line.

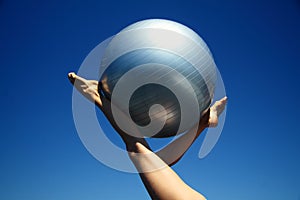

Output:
xmin=68 ymin=72 xmax=226 ymax=200
xmin=156 ymin=97 xmax=227 ymax=166
xmin=129 ymin=142 xmax=206 ymax=200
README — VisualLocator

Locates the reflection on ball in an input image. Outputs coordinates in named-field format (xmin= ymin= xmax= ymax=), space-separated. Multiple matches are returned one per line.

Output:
xmin=99 ymin=19 xmax=217 ymax=138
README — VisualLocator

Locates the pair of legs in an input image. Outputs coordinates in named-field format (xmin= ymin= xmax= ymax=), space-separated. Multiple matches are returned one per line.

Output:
xmin=68 ymin=72 xmax=227 ymax=200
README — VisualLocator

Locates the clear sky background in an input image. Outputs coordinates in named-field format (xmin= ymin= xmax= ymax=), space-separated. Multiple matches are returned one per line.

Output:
xmin=1 ymin=0 xmax=300 ymax=199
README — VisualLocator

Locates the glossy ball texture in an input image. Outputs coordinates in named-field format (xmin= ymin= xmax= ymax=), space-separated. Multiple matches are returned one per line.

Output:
xmin=99 ymin=19 xmax=217 ymax=138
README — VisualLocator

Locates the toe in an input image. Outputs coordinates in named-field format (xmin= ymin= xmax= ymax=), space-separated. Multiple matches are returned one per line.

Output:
xmin=68 ymin=72 xmax=76 ymax=84
xmin=220 ymin=96 xmax=228 ymax=103
xmin=68 ymin=72 xmax=87 ymax=86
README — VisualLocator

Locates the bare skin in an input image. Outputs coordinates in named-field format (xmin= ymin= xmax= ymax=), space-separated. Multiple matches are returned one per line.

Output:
xmin=68 ymin=72 xmax=227 ymax=200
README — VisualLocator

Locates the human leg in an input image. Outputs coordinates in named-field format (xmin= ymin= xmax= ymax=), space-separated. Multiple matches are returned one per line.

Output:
xmin=68 ymin=72 xmax=226 ymax=199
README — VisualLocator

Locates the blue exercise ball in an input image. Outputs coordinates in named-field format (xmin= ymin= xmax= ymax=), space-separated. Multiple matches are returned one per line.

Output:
xmin=99 ymin=19 xmax=217 ymax=138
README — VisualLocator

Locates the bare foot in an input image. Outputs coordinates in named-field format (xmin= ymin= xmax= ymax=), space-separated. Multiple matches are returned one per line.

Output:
xmin=68 ymin=72 xmax=102 ymax=107
xmin=68 ymin=72 xmax=227 ymax=128
xmin=68 ymin=72 xmax=150 ymax=149
xmin=208 ymin=96 xmax=227 ymax=127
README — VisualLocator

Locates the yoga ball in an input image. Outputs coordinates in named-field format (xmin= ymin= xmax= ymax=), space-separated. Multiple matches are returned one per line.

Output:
xmin=99 ymin=19 xmax=217 ymax=138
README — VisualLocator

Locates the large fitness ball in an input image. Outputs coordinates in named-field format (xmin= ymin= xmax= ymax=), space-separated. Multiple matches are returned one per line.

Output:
xmin=99 ymin=19 xmax=217 ymax=138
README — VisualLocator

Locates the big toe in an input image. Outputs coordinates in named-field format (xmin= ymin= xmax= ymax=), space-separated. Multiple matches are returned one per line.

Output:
xmin=68 ymin=72 xmax=76 ymax=83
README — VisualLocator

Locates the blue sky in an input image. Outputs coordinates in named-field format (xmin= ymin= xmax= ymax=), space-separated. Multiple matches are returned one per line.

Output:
xmin=0 ymin=0 xmax=299 ymax=199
